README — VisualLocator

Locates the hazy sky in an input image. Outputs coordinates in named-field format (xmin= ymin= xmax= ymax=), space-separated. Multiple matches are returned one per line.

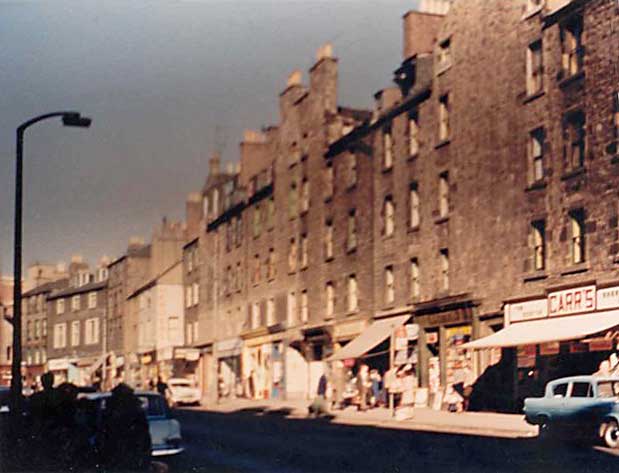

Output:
xmin=0 ymin=0 xmax=419 ymax=276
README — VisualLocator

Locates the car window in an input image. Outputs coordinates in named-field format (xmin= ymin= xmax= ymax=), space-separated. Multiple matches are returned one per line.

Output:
xmin=597 ymin=381 xmax=619 ymax=398
xmin=570 ymin=382 xmax=593 ymax=398
xmin=138 ymin=395 xmax=167 ymax=417
xmin=552 ymin=383 xmax=568 ymax=397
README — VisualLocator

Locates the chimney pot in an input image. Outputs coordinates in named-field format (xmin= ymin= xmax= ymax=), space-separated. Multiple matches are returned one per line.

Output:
xmin=286 ymin=70 xmax=303 ymax=88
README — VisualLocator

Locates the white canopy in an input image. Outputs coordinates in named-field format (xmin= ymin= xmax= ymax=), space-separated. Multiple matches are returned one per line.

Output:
xmin=462 ymin=309 xmax=619 ymax=349
xmin=328 ymin=315 xmax=410 ymax=361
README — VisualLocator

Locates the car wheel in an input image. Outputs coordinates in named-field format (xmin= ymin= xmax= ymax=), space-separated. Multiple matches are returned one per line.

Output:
xmin=537 ymin=416 xmax=551 ymax=439
xmin=603 ymin=420 xmax=619 ymax=449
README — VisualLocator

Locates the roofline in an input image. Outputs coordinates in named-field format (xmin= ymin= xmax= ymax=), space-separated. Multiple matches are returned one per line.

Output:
xmin=127 ymin=259 xmax=182 ymax=300
xmin=183 ymin=236 xmax=199 ymax=250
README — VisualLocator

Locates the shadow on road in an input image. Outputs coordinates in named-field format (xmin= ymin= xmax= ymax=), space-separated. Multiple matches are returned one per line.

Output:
xmin=168 ymin=407 xmax=619 ymax=473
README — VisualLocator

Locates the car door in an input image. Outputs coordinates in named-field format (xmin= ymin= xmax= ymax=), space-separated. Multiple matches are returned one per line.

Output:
xmin=564 ymin=381 xmax=594 ymax=425
xmin=547 ymin=381 xmax=569 ymax=422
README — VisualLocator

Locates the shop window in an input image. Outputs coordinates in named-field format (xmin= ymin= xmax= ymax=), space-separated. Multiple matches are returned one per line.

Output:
xmin=439 ymin=94 xmax=450 ymax=142
xmin=384 ymin=266 xmax=395 ymax=305
xmin=560 ymin=15 xmax=583 ymax=78
xmin=563 ymin=110 xmax=585 ymax=171
xmin=410 ymin=183 xmax=420 ymax=229
xmin=531 ymin=220 xmax=546 ymax=271
xmin=569 ymin=209 xmax=585 ymax=264
xmin=409 ymin=110 xmax=419 ymax=158
xmin=348 ymin=275 xmax=358 ymax=313
xmin=326 ymin=282 xmax=335 ymax=318
xmin=529 ymin=128 xmax=545 ymax=184
xmin=383 ymin=125 xmax=394 ymax=170
xmin=439 ymin=172 xmax=449 ymax=218
xmin=384 ymin=196 xmax=395 ymax=237
xmin=526 ymin=40 xmax=543 ymax=96
xmin=288 ymin=238 xmax=298 ymax=273
xmin=347 ymin=210 xmax=357 ymax=252
xmin=440 ymin=249 xmax=449 ymax=291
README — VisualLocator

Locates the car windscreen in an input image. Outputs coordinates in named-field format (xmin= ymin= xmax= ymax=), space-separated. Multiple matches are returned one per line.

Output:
xmin=170 ymin=381 xmax=191 ymax=387
xmin=597 ymin=381 xmax=619 ymax=398
xmin=138 ymin=395 xmax=167 ymax=417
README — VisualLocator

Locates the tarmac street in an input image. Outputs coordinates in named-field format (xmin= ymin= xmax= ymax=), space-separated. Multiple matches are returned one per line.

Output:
xmin=166 ymin=403 xmax=619 ymax=473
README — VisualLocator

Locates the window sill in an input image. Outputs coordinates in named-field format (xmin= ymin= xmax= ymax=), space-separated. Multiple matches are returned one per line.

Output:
xmin=523 ymin=271 xmax=548 ymax=283
xmin=558 ymin=71 xmax=585 ymax=89
xmin=525 ymin=180 xmax=547 ymax=192
xmin=435 ymin=216 xmax=449 ymax=225
xmin=346 ymin=247 xmax=357 ymax=255
xmin=300 ymin=265 xmax=308 ymax=271
xmin=347 ymin=309 xmax=359 ymax=316
xmin=324 ymin=196 xmax=333 ymax=204
xmin=288 ymin=270 xmax=297 ymax=276
xmin=408 ymin=153 xmax=419 ymax=162
xmin=300 ymin=209 xmax=309 ymax=217
xmin=523 ymin=90 xmax=545 ymax=104
xmin=408 ymin=225 xmax=420 ymax=234
xmin=325 ymin=257 xmax=334 ymax=263
xmin=561 ymin=167 xmax=586 ymax=181
xmin=383 ymin=234 xmax=395 ymax=241
xmin=346 ymin=183 xmax=357 ymax=192
xmin=435 ymin=139 xmax=451 ymax=150
xmin=382 ymin=166 xmax=394 ymax=174
xmin=561 ymin=263 xmax=589 ymax=276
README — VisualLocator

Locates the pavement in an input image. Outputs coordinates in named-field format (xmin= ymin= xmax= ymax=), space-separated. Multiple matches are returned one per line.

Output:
xmin=196 ymin=397 xmax=539 ymax=439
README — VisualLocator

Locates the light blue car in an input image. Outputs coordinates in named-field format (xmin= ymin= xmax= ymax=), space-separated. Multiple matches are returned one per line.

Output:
xmin=524 ymin=375 xmax=619 ymax=448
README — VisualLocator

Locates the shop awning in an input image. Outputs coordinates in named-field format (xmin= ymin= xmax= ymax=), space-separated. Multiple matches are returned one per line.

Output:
xmin=328 ymin=314 xmax=410 ymax=361
xmin=462 ymin=309 xmax=619 ymax=349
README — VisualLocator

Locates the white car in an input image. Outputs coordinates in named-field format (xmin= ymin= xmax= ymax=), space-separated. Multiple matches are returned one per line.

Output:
xmin=167 ymin=378 xmax=201 ymax=407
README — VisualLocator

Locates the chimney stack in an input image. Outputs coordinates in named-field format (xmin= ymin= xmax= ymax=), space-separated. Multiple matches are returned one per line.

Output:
xmin=209 ymin=151 xmax=221 ymax=177
xmin=309 ymin=42 xmax=337 ymax=115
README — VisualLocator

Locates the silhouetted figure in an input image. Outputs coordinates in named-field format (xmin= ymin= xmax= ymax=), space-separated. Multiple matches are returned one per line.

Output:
xmin=29 ymin=372 xmax=61 ymax=468
xmin=101 ymin=383 xmax=152 ymax=471
xmin=156 ymin=376 xmax=169 ymax=399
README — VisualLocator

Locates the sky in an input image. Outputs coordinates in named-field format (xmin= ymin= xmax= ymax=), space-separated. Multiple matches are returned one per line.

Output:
xmin=0 ymin=0 xmax=419 ymax=276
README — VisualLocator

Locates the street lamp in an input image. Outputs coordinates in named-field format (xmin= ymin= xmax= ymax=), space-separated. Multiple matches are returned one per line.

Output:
xmin=10 ymin=112 xmax=91 ymax=414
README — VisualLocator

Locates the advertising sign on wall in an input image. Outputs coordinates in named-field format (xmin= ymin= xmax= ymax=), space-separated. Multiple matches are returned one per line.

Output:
xmin=507 ymin=299 xmax=547 ymax=323
xmin=548 ymin=285 xmax=596 ymax=317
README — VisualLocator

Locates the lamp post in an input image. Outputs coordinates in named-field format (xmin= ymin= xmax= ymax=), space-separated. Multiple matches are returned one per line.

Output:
xmin=11 ymin=112 xmax=91 ymax=414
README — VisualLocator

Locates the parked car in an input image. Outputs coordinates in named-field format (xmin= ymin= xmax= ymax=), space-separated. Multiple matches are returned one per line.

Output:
xmin=167 ymin=378 xmax=201 ymax=407
xmin=83 ymin=391 xmax=184 ymax=457
xmin=524 ymin=375 xmax=619 ymax=447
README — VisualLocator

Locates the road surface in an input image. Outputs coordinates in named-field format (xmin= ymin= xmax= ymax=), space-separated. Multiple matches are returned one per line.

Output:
xmin=166 ymin=407 xmax=619 ymax=473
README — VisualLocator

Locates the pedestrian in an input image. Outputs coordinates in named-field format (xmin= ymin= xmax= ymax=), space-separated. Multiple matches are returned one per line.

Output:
xmin=156 ymin=376 xmax=170 ymax=399
xmin=396 ymin=365 xmax=416 ymax=420
xmin=100 ymin=383 xmax=152 ymax=471
xmin=356 ymin=364 xmax=371 ymax=411
xmin=332 ymin=361 xmax=346 ymax=410
xmin=369 ymin=369 xmax=382 ymax=408
xmin=308 ymin=372 xmax=329 ymax=417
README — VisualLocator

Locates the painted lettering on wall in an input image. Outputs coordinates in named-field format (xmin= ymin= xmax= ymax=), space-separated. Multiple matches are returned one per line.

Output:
xmin=548 ymin=285 xmax=596 ymax=317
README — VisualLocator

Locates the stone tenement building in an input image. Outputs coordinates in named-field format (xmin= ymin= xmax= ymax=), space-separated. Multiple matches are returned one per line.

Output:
xmin=183 ymin=0 xmax=619 ymax=407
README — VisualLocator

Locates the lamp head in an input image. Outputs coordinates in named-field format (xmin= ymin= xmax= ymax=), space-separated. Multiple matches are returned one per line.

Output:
xmin=62 ymin=113 xmax=91 ymax=128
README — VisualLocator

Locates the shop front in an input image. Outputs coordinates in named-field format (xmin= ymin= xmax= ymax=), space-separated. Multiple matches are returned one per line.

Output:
xmin=242 ymin=333 xmax=285 ymax=400
xmin=173 ymin=347 xmax=201 ymax=382
xmin=464 ymin=283 xmax=619 ymax=412
xmin=215 ymin=338 xmax=243 ymax=399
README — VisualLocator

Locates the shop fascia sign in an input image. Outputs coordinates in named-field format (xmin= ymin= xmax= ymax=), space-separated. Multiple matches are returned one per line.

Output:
xmin=507 ymin=283 xmax=619 ymax=324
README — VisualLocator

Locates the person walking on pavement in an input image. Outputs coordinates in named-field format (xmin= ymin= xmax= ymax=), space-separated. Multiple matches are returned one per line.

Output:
xmin=156 ymin=376 xmax=170 ymax=401
xmin=309 ymin=372 xmax=329 ymax=417
xmin=357 ymin=364 xmax=371 ymax=411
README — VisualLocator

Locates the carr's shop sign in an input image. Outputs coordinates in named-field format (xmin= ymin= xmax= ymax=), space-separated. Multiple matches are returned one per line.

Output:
xmin=507 ymin=284 xmax=619 ymax=323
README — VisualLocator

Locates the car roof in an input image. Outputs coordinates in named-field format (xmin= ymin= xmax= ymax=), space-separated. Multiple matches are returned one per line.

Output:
xmin=549 ymin=375 xmax=619 ymax=385
xmin=82 ymin=390 xmax=162 ymax=400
